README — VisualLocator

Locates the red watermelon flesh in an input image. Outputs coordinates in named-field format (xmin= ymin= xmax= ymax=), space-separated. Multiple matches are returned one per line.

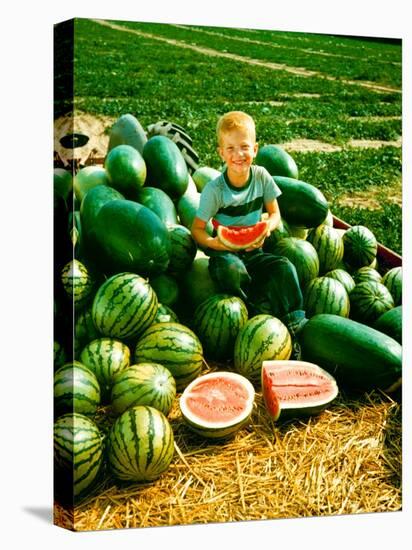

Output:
xmin=217 ymin=221 xmax=268 ymax=250
xmin=179 ymin=371 xmax=255 ymax=438
xmin=261 ymin=360 xmax=338 ymax=419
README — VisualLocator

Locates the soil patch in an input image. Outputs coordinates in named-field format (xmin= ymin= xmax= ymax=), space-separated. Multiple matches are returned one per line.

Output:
xmin=337 ymin=184 xmax=402 ymax=210
xmin=279 ymin=139 xmax=342 ymax=153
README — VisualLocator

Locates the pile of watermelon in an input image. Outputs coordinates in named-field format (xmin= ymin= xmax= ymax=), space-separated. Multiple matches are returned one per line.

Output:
xmin=54 ymin=114 xmax=402 ymax=504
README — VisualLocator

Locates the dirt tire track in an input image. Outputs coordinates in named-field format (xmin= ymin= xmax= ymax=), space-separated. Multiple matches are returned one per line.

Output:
xmin=92 ymin=19 xmax=401 ymax=94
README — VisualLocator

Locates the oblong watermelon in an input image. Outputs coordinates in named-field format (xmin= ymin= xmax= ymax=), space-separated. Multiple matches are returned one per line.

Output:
xmin=94 ymin=199 xmax=171 ymax=276
xmin=273 ymin=176 xmax=329 ymax=229
xmin=136 ymin=186 xmax=178 ymax=226
xmin=373 ymin=305 xmax=402 ymax=344
xmin=180 ymin=371 xmax=255 ymax=439
xmin=307 ymin=225 xmax=344 ymax=274
xmin=143 ymin=135 xmax=189 ymax=200
xmin=108 ymin=113 xmax=147 ymax=155
xmin=104 ymin=144 xmax=147 ymax=199
xmin=255 ymin=144 xmax=299 ymax=178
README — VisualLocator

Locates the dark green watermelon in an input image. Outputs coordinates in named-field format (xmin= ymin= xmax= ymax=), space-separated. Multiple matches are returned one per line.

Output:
xmin=137 ymin=186 xmax=178 ymax=226
xmin=143 ymin=135 xmax=189 ymax=200
xmin=255 ymin=145 xmax=298 ymax=178
xmin=94 ymin=199 xmax=171 ymax=276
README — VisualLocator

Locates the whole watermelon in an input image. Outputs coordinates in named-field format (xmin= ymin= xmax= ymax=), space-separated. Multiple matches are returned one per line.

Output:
xmin=94 ymin=199 xmax=171 ymax=276
xmin=193 ymin=294 xmax=249 ymax=360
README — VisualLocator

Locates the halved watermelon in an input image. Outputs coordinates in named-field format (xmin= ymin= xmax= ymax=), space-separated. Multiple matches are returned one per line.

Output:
xmin=261 ymin=360 xmax=338 ymax=420
xmin=179 ymin=371 xmax=255 ymax=439
xmin=217 ymin=221 xmax=268 ymax=250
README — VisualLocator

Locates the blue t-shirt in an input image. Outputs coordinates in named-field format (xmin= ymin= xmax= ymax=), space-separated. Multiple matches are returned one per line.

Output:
xmin=196 ymin=165 xmax=281 ymax=227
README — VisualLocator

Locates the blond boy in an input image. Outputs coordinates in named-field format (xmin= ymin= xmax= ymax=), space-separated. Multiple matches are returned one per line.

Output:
xmin=191 ymin=111 xmax=306 ymax=351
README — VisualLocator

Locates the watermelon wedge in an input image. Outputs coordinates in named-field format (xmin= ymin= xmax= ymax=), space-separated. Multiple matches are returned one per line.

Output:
xmin=261 ymin=360 xmax=338 ymax=420
xmin=217 ymin=221 xmax=268 ymax=250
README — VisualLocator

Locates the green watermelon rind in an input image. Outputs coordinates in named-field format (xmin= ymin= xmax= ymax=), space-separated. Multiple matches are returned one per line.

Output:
xmin=192 ymin=294 xmax=249 ymax=361
xmin=54 ymin=413 xmax=104 ymax=500
xmin=107 ymin=405 xmax=174 ymax=482
xmin=349 ymin=281 xmax=395 ymax=325
xmin=111 ymin=363 xmax=176 ymax=417
xmin=54 ymin=361 xmax=101 ymax=418
xmin=134 ymin=322 xmax=204 ymax=390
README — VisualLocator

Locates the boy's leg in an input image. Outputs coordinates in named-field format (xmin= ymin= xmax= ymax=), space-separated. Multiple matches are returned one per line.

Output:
xmin=243 ymin=251 xmax=307 ymax=338
xmin=207 ymin=251 xmax=252 ymax=302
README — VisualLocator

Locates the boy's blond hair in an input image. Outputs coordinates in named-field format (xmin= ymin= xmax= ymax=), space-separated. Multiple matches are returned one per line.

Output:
xmin=216 ymin=111 xmax=256 ymax=144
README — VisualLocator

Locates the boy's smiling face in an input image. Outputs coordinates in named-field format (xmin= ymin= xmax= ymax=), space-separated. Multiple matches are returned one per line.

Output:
xmin=218 ymin=128 xmax=258 ymax=185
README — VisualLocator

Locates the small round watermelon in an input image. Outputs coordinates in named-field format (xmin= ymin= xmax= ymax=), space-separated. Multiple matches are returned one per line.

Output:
xmin=382 ymin=266 xmax=402 ymax=306
xmin=303 ymin=276 xmax=350 ymax=318
xmin=343 ymin=225 xmax=377 ymax=269
xmin=349 ymin=281 xmax=394 ymax=325
xmin=111 ymin=363 xmax=176 ymax=416
xmin=61 ymin=259 xmax=95 ymax=307
xmin=54 ymin=361 xmax=101 ymax=418
xmin=234 ymin=315 xmax=292 ymax=383
xmin=324 ymin=268 xmax=356 ymax=294
xmin=307 ymin=225 xmax=344 ymax=274
xmin=92 ymin=272 xmax=158 ymax=340
xmin=54 ymin=413 xmax=104 ymax=501
xmin=107 ymin=405 xmax=174 ymax=482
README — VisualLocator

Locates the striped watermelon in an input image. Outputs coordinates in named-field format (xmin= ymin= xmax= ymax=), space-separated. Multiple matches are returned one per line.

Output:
xmin=92 ymin=272 xmax=158 ymax=340
xmin=324 ymin=268 xmax=355 ymax=294
xmin=74 ymin=305 xmax=102 ymax=356
xmin=234 ymin=314 xmax=292 ymax=383
xmin=54 ymin=361 xmax=101 ymax=418
xmin=382 ymin=266 xmax=402 ymax=306
xmin=353 ymin=266 xmax=382 ymax=285
xmin=307 ymin=225 xmax=344 ymax=274
xmin=179 ymin=371 xmax=255 ymax=439
xmin=111 ymin=363 xmax=176 ymax=416
xmin=54 ymin=413 xmax=104 ymax=500
xmin=61 ymin=259 xmax=95 ymax=307
xmin=134 ymin=322 xmax=204 ymax=390
xmin=153 ymin=303 xmax=179 ymax=324
xmin=270 ymin=237 xmax=319 ymax=288
xmin=303 ymin=276 xmax=350 ymax=318
xmin=107 ymin=405 xmax=174 ymax=482
xmin=349 ymin=281 xmax=394 ymax=325
xmin=80 ymin=338 xmax=131 ymax=402
xmin=342 ymin=225 xmax=377 ymax=269
xmin=167 ymin=224 xmax=197 ymax=276
xmin=149 ymin=273 xmax=179 ymax=307
xmin=263 ymin=218 xmax=291 ymax=252
xmin=192 ymin=294 xmax=248 ymax=360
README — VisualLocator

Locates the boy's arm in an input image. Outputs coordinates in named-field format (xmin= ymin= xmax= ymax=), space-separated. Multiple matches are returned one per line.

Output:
xmin=264 ymin=198 xmax=281 ymax=236
xmin=191 ymin=217 xmax=232 ymax=251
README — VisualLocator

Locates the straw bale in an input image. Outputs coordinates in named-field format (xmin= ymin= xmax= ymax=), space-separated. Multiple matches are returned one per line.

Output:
xmin=54 ymin=385 xmax=401 ymax=531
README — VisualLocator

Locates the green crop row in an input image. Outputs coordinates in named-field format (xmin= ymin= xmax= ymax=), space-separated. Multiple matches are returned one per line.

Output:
xmin=113 ymin=20 xmax=401 ymax=89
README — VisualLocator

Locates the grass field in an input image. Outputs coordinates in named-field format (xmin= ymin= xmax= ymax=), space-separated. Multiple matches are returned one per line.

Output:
xmin=60 ymin=17 xmax=403 ymax=253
